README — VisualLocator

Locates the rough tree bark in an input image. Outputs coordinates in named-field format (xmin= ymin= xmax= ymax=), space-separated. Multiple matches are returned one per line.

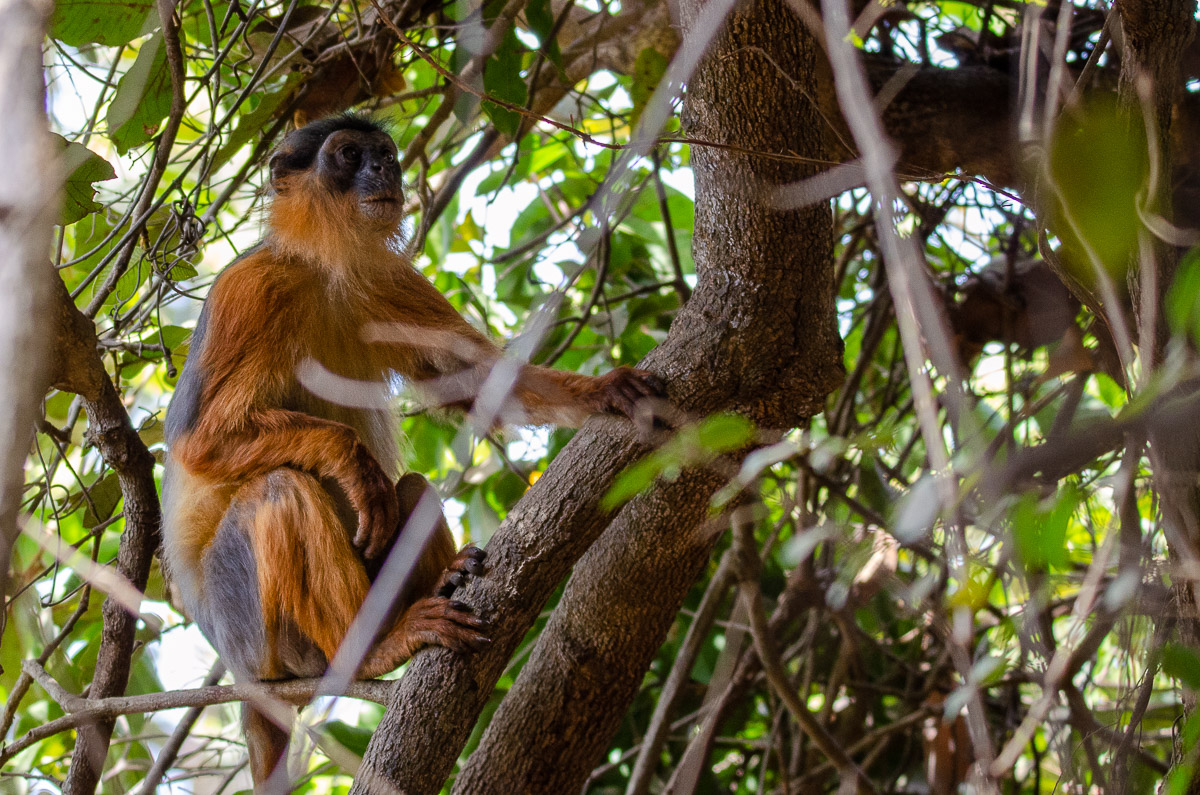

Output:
xmin=0 ymin=0 xmax=55 ymax=603
xmin=450 ymin=0 xmax=842 ymax=789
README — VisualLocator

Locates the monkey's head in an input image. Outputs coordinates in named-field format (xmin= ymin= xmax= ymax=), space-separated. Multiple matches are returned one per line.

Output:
xmin=268 ymin=115 xmax=403 ymax=228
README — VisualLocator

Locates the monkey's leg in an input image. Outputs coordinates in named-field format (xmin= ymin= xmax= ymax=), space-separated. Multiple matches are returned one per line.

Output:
xmin=372 ymin=473 xmax=487 ymax=601
xmin=242 ymin=468 xmax=486 ymax=678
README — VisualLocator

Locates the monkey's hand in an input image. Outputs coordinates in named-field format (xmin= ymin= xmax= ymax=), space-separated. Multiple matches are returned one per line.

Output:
xmin=346 ymin=443 xmax=400 ymax=559
xmin=594 ymin=367 xmax=666 ymax=421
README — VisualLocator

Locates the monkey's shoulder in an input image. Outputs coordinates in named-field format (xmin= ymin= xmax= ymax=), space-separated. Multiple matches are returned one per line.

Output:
xmin=208 ymin=243 xmax=311 ymax=306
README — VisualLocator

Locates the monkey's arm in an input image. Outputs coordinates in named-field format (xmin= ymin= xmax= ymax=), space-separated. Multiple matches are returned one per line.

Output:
xmin=369 ymin=265 xmax=663 ymax=426
xmin=170 ymin=256 xmax=398 ymax=556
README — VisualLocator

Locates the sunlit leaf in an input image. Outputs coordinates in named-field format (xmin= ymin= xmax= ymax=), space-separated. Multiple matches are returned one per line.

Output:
xmin=482 ymin=29 xmax=528 ymax=138
xmin=54 ymin=135 xmax=116 ymax=225
xmin=107 ymin=32 xmax=172 ymax=154
xmin=51 ymin=0 xmax=155 ymax=46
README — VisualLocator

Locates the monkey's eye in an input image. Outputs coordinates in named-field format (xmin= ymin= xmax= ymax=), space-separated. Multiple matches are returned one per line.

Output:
xmin=340 ymin=145 xmax=361 ymax=164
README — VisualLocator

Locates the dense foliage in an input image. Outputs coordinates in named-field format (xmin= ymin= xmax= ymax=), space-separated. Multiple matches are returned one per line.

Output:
xmin=4 ymin=0 xmax=1200 ymax=792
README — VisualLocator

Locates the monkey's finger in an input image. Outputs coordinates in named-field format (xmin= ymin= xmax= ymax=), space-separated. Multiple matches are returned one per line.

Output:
xmin=633 ymin=375 xmax=666 ymax=398
xmin=355 ymin=514 xmax=384 ymax=558
xmin=417 ymin=628 xmax=490 ymax=654
xmin=455 ymin=545 xmax=487 ymax=575
xmin=435 ymin=544 xmax=488 ymax=597
xmin=638 ymin=372 xmax=667 ymax=395
xmin=614 ymin=393 xmax=641 ymax=419
xmin=441 ymin=631 xmax=492 ymax=654
xmin=436 ymin=572 xmax=466 ymax=598
xmin=446 ymin=602 xmax=491 ymax=631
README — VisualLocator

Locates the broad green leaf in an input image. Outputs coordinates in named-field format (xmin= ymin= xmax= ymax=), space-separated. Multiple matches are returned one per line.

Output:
xmin=211 ymin=75 xmax=302 ymax=174
xmin=81 ymin=472 xmax=122 ymax=528
xmin=1048 ymin=98 xmax=1147 ymax=284
xmin=604 ymin=414 xmax=755 ymax=510
xmin=51 ymin=0 xmax=155 ymax=46
xmin=482 ymin=29 xmax=528 ymax=138
xmin=317 ymin=719 xmax=374 ymax=761
xmin=1163 ymin=644 xmax=1200 ymax=690
xmin=631 ymin=48 xmax=668 ymax=126
xmin=524 ymin=0 xmax=562 ymax=67
xmin=695 ymin=414 xmax=754 ymax=451
xmin=1010 ymin=484 xmax=1077 ymax=571
xmin=1167 ymin=248 xmax=1200 ymax=348
xmin=107 ymin=32 xmax=172 ymax=154
xmin=54 ymin=134 xmax=116 ymax=225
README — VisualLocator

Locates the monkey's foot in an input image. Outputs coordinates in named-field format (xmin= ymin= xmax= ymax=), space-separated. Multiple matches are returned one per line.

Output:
xmin=436 ymin=545 xmax=487 ymax=598
xmin=359 ymin=597 xmax=490 ymax=676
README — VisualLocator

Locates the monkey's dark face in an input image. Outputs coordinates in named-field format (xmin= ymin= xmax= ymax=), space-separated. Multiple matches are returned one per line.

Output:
xmin=269 ymin=119 xmax=404 ymax=228
xmin=315 ymin=129 xmax=403 ymax=224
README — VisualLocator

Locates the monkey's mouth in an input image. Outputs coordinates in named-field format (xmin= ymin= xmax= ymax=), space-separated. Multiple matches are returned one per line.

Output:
xmin=361 ymin=196 xmax=402 ymax=219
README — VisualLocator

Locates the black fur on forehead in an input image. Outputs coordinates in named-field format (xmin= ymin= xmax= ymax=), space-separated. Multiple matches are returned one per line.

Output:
xmin=270 ymin=114 xmax=392 ymax=176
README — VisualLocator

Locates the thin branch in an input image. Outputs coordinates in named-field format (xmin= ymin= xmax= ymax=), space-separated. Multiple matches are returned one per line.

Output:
xmin=2 ymin=659 xmax=394 ymax=767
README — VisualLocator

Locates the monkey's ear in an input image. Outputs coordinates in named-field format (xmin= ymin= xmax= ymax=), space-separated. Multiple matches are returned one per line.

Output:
xmin=268 ymin=150 xmax=300 ymax=194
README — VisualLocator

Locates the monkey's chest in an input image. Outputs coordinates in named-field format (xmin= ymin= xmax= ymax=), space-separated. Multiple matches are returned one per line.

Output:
xmin=285 ymin=323 xmax=399 ymax=475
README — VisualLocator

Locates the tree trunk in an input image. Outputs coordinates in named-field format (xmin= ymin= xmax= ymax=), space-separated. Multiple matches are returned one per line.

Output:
xmin=449 ymin=0 xmax=842 ymax=791
xmin=0 ymin=0 xmax=55 ymax=601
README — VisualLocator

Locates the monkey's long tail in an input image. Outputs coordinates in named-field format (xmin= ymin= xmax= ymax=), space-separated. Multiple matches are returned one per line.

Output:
xmin=243 ymin=703 xmax=291 ymax=794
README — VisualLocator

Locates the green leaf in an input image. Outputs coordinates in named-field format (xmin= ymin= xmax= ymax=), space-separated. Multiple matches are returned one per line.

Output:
xmin=158 ymin=325 xmax=191 ymax=349
xmin=604 ymin=456 xmax=665 ymax=510
xmin=695 ymin=414 xmax=754 ymax=451
xmin=51 ymin=0 xmax=156 ymax=47
xmin=524 ymin=0 xmax=562 ymax=67
xmin=1048 ymin=98 xmax=1147 ymax=283
xmin=1010 ymin=484 xmax=1077 ymax=571
xmin=631 ymin=48 xmax=668 ymax=126
xmin=1167 ymin=249 xmax=1200 ymax=348
xmin=604 ymin=414 xmax=755 ymax=510
xmin=53 ymin=134 xmax=116 ymax=225
xmin=482 ymin=29 xmax=528 ymax=138
xmin=211 ymin=76 xmax=301 ymax=174
xmin=316 ymin=719 xmax=374 ymax=760
xmin=1163 ymin=644 xmax=1200 ymax=690
xmin=1166 ymin=765 xmax=1195 ymax=795
xmin=107 ymin=32 xmax=171 ymax=154
xmin=82 ymin=472 xmax=122 ymax=528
